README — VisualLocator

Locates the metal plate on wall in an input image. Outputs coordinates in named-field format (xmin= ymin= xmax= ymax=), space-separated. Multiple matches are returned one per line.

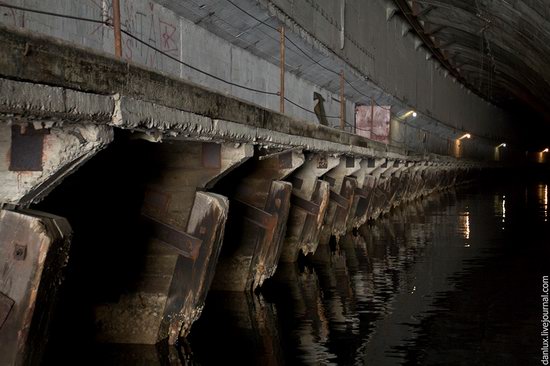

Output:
xmin=202 ymin=143 xmax=221 ymax=169
xmin=9 ymin=125 xmax=49 ymax=172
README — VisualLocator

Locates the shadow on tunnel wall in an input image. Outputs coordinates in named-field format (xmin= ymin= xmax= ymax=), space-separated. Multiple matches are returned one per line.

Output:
xmin=33 ymin=130 xmax=163 ymax=363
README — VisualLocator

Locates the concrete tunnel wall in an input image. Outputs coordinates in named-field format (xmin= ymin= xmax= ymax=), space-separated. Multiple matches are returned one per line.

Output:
xmin=264 ymin=0 xmax=516 ymax=140
xmin=0 ymin=0 xmax=514 ymax=161
xmin=0 ymin=0 xmax=354 ymax=132
xmin=0 ymin=0 xmax=517 ymax=359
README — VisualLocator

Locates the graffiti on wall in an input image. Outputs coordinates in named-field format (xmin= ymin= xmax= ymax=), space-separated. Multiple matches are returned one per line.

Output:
xmin=121 ymin=1 xmax=179 ymax=67
xmin=89 ymin=0 xmax=180 ymax=69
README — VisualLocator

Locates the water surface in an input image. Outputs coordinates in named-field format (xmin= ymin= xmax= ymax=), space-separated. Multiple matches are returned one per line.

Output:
xmin=188 ymin=180 xmax=548 ymax=365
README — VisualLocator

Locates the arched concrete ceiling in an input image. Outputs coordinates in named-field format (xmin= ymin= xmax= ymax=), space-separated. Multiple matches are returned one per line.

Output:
xmin=394 ymin=0 xmax=550 ymax=117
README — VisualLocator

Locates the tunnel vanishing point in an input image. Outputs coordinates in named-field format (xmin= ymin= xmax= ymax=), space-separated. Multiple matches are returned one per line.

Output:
xmin=0 ymin=0 xmax=548 ymax=364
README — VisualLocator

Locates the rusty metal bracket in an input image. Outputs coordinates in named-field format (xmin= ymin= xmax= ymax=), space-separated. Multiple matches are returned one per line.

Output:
xmin=0 ymin=291 xmax=14 ymax=330
xmin=141 ymin=215 xmax=202 ymax=260
xmin=233 ymin=199 xmax=277 ymax=231
xmin=330 ymin=190 xmax=349 ymax=209
xmin=291 ymin=193 xmax=320 ymax=216
xmin=354 ymin=187 xmax=369 ymax=199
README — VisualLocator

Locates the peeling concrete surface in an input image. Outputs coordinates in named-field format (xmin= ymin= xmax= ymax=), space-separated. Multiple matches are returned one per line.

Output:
xmin=0 ymin=75 xmax=479 ymax=208
xmin=0 ymin=123 xmax=113 ymax=205
xmin=0 ymin=25 xmax=497 ymax=163
xmin=0 ymin=78 xmax=114 ymax=124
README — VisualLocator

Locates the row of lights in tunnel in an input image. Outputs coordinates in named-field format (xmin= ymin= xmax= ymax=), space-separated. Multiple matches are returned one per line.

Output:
xmin=401 ymin=109 xmax=550 ymax=157
xmin=400 ymin=109 xmax=509 ymax=149
xmin=5 ymin=3 xmax=540 ymax=156
xmin=397 ymin=24 xmax=549 ymax=157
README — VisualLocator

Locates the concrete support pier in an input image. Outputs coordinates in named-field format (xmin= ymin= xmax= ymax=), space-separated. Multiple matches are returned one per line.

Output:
xmin=0 ymin=210 xmax=72 ymax=366
xmin=280 ymin=153 xmax=339 ymax=262
xmin=211 ymin=149 xmax=304 ymax=292
xmin=0 ymin=123 xmax=113 ymax=206
xmin=362 ymin=159 xmax=393 ymax=221
xmin=348 ymin=158 xmax=385 ymax=229
xmin=94 ymin=141 xmax=251 ymax=344
xmin=0 ymin=13 xmax=509 ymax=363
xmin=318 ymin=157 xmax=362 ymax=246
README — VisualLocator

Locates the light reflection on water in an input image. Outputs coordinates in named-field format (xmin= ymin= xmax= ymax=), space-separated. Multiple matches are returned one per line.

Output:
xmin=190 ymin=183 xmax=547 ymax=365
xmin=95 ymin=181 xmax=549 ymax=365
xmin=538 ymin=184 xmax=548 ymax=221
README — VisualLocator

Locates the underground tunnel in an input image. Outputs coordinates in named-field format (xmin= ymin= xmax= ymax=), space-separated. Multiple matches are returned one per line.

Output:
xmin=0 ymin=0 xmax=549 ymax=365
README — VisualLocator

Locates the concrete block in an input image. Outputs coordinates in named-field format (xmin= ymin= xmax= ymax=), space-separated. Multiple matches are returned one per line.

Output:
xmin=0 ymin=209 xmax=72 ymax=366
xmin=0 ymin=123 xmax=113 ymax=206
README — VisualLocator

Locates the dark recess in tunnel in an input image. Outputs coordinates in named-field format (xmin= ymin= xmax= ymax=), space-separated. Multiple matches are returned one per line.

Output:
xmin=206 ymin=152 xmax=262 ymax=262
xmin=33 ymin=130 xmax=163 ymax=362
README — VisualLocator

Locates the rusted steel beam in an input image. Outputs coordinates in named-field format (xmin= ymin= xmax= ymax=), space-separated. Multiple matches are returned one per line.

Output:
xmin=0 ymin=209 xmax=72 ymax=366
xmin=331 ymin=176 xmax=357 ymax=234
xmin=112 ymin=0 xmax=122 ymax=58
xmin=252 ymin=181 xmax=292 ymax=285
xmin=93 ymin=142 xmax=248 ymax=346
xmin=291 ymin=193 xmax=321 ymax=216
xmin=234 ymin=199 xmax=278 ymax=231
xmin=298 ymin=180 xmax=330 ymax=248
xmin=141 ymin=215 xmax=202 ymax=260
xmin=340 ymin=70 xmax=345 ymax=130
xmin=329 ymin=190 xmax=350 ymax=209
xmin=279 ymin=26 xmax=285 ymax=113
xmin=354 ymin=186 xmax=369 ymax=198
xmin=316 ymin=157 xmax=361 ymax=248
xmin=159 ymin=192 xmax=229 ymax=343
xmin=212 ymin=150 xmax=302 ymax=291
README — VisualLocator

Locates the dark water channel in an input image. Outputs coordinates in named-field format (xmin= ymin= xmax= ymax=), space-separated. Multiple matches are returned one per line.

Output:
xmin=41 ymin=173 xmax=549 ymax=365
xmin=184 ymin=177 xmax=548 ymax=366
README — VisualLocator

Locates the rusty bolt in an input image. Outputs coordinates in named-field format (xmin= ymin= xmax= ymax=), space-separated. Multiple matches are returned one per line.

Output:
xmin=13 ymin=244 xmax=27 ymax=261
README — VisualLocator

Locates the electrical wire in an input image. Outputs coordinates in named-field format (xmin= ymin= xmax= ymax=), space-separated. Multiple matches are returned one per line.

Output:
xmin=1 ymin=2 xmax=477 ymax=143
xmin=239 ymin=0 xmax=493 ymax=139
xmin=223 ymin=0 xmax=390 ymax=109
xmin=121 ymin=30 xmax=280 ymax=96
xmin=0 ymin=2 xmax=106 ymax=24
xmin=222 ymin=0 xmax=443 ymax=126
xmin=0 ymin=2 xmax=336 ymax=121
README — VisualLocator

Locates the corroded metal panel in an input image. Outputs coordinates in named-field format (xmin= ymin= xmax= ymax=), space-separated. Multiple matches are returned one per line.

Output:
xmin=141 ymin=215 xmax=202 ymax=260
xmin=281 ymin=179 xmax=330 ymax=262
xmin=291 ymin=193 xmax=320 ymax=216
xmin=159 ymin=192 xmax=229 ymax=344
xmin=0 ymin=209 xmax=71 ymax=366
xmin=250 ymin=180 xmax=293 ymax=290
xmin=9 ymin=125 xmax=48 ymax=172
xmin=298 ymin=180 xmax=330 ymax=255
xmin=332 ymin=176 xmax=357 ymax=237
